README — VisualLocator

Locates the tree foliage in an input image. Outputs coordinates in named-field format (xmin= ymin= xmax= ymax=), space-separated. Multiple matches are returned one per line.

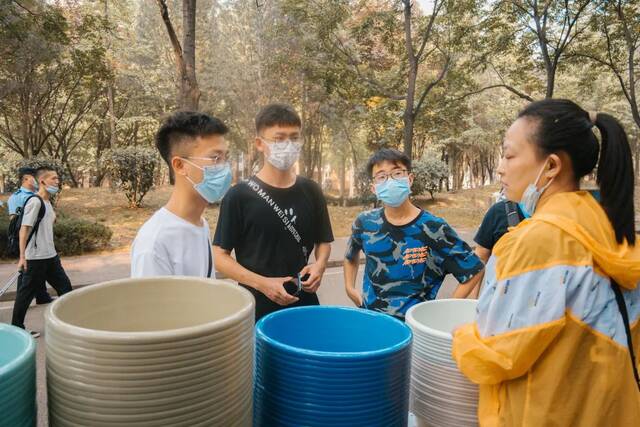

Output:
xmin=0 ymin=0 xmax=638 ymax=201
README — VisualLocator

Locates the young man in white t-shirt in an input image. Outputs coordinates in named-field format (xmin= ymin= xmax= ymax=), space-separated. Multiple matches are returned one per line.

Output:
xmin=11 ymin=167 xmax=72 ymax=337
xmin=8 ymin=166 xmax=53 ymax=304
xmin=131 ymin=112 xmax=231 ymax=278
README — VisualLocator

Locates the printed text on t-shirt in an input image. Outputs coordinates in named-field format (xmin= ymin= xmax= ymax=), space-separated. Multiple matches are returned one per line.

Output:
xmin=247 ymin=179 xmax=302 ymax=243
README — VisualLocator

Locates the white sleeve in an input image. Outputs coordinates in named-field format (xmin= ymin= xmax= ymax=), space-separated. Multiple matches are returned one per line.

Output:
xmin=131 ymin=251 xmax=173 ymax=277
xmin=21 ymin=198 xmax=41 ymax=227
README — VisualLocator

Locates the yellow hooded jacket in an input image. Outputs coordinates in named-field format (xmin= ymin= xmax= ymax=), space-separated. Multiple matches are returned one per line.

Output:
xmin=452 ymin=191 xmax=640 ymax=426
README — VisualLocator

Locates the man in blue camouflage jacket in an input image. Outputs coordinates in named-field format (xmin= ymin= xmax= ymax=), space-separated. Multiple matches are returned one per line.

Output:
xmin=344 ymin=149 xmax=484 ymax=320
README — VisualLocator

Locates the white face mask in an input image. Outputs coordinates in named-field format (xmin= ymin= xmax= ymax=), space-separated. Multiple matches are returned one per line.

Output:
xmin=518 ymin=160 xmax=553 ymax=218
xmin=262 ymin=139 xmax=302 ymax=171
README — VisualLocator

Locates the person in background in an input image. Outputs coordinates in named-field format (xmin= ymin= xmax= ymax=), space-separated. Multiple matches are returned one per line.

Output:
xmin=474 ymin=197 xmax=524 ymax=264
xmin=343 ymin=148 xmax=484 ymax=321
xmin=131 ymin=112 xmax=231 ymax=278
xmin=452 ymin=99 xmax=640 ymax=426
xmin=7 ymin=166 xmax=53 ymax=304
xmin=468 ymin=196 xmax=525 ymax=298
xmin=8 ymin=168 xmax=37 ymax=217
xmin=213 ymin=103 xmax=334 ymax=321
xmin=11 ymin=167 xmax=72 ymax=337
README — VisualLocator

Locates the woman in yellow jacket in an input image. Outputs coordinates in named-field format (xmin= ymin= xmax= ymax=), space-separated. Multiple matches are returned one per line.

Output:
xmin=452 ymin=99 xmax=640 ymax=426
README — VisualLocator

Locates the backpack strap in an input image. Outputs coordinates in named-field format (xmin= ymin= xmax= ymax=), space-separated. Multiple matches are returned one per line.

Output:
xmin=24 ymin=195 xmax=46 ymax=249
xmin=207 ymin=240 xmax=213 ymax=278
xmin=504 ymin=201 xmax=521 ymax=228
xmin=611 ymin=280 xmax=640 ymax=391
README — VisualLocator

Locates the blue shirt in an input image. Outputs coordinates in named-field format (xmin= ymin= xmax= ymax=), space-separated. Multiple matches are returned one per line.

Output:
xmin=7 ymin=187 xmax=36 ymax=215
xmin=345 ymin=208 xmax=483 ymax=320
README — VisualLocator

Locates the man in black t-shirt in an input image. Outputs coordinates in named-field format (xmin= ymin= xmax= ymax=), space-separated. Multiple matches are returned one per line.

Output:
xmin=469 ymin=199 xmax=524 ymax=297
xmin=474 ymin=199 xmax=524 ymax=259
xmin=213 ymin=104 xmax=334 ymax=321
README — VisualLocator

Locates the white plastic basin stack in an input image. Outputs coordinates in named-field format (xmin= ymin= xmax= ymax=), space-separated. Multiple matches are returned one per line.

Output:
xmin=405 ymin=299 xmax=479 ymax=427
xmin=45 ymin=277 xmax=255 ymax=427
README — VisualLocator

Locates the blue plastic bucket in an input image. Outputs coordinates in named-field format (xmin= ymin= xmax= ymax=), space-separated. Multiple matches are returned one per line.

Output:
xmin=254 ymin=306 xmax=412 ymax=427
xmin=0 ymin=323 xmax=37 ymax=427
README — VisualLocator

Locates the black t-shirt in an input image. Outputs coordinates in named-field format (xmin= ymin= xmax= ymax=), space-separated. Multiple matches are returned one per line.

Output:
xmin=213 ymin=175 xmax=334 ymax=320
xmin=474 ymin=201 xmax=524 ymax=251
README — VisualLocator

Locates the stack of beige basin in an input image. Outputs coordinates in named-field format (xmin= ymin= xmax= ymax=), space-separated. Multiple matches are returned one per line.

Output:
xmin=45 ymin=277 xmax=254 ymax=427
xmin=406 ymin=299 xmax=479 ymax=427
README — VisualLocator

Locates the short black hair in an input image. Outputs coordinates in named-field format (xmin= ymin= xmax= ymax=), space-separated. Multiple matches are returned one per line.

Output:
xmin=18 ymin=167 xmax=37 ymax=181
xmin=35 ymin=166 xmax=56 ymax=182
xmin=366 ymin=148 xmax=412 ymax=176
xmin=255 ymin=103 xmax=301 ymax=134
xmin=155 ymin=111 xmax=228 ymax=181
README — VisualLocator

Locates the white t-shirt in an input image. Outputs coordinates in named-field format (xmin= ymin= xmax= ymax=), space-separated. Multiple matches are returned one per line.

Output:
xmin=22 ymin=197 xmax=57 ymax=260
xmin=130 ymin=208 xmax=214 ymax=278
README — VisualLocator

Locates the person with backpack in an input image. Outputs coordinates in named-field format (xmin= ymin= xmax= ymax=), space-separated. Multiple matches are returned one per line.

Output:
xmin=452 ymin=99 xmax=640 ymax=425
xmin=473 ymin=197 xmax=524 ymax=263
xmin=213 ymin=103 xmax=334 ymax=321
xmin=463 ymin=195 xmax=525 ymax=299
xmin=6 ymin=166 xmax=53 ymax=305
xmin=11 ymin=166 xmax=72 ymax=337
xmin=7 ymin=167 xmax=38 ymax=218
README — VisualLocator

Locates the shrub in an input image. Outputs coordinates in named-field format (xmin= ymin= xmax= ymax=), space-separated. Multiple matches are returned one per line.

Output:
xmin=412 ymin=158 xmax=449 ymax=200
xmin=103 ymin=147 xmax=158 ymax=208
xmin=0 ymin=208 xmax=112 ymax=258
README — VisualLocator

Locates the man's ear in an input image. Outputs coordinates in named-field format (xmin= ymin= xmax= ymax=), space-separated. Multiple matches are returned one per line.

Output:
xmin=255 ymin=137 xmax=266 ymax=154
xmin=370 ymin=182 xmax=377 ymax=196
xmin=171 ymin=156 xmax=187 ymax=177
xmin=408 ymin=173 xmax=414 ymax=187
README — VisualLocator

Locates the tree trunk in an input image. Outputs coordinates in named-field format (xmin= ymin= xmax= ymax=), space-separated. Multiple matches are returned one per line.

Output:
xmin=157 ymin=0 xmax=200 ymax=111
xmin=64 ymin=159 xmax=79 ymax=188
xmin=181 ymin=0 xmax=200 ymax=110
xmin=104 ymin=0 xmax=117 ymax=146
xmin=339 ymin=153 xmax=346 ymax=206
xmin=402 ymin=0 xmax=416 ymax=159
xmin=106 ymin=86 xmax=117 ymax=146
xmin=546 ymin=65 xmax=556 ymax=99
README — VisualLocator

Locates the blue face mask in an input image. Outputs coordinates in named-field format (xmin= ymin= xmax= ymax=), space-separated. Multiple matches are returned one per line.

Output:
xmin=517 ymin=161 xmax=553 ymax=218
xmin=375 ymin=177 xmax=411 ymax=207
xmin=184 ymin=160 xmax=232 ymax=203
xmin=46 ymin=185 xmax=59 ymax=195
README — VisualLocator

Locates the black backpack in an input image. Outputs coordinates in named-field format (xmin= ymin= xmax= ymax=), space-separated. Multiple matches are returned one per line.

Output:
xmin=7 ymin=195 xmax=46 ymax=258
xmin=504 ymin=201 xmax=522 ymax=227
